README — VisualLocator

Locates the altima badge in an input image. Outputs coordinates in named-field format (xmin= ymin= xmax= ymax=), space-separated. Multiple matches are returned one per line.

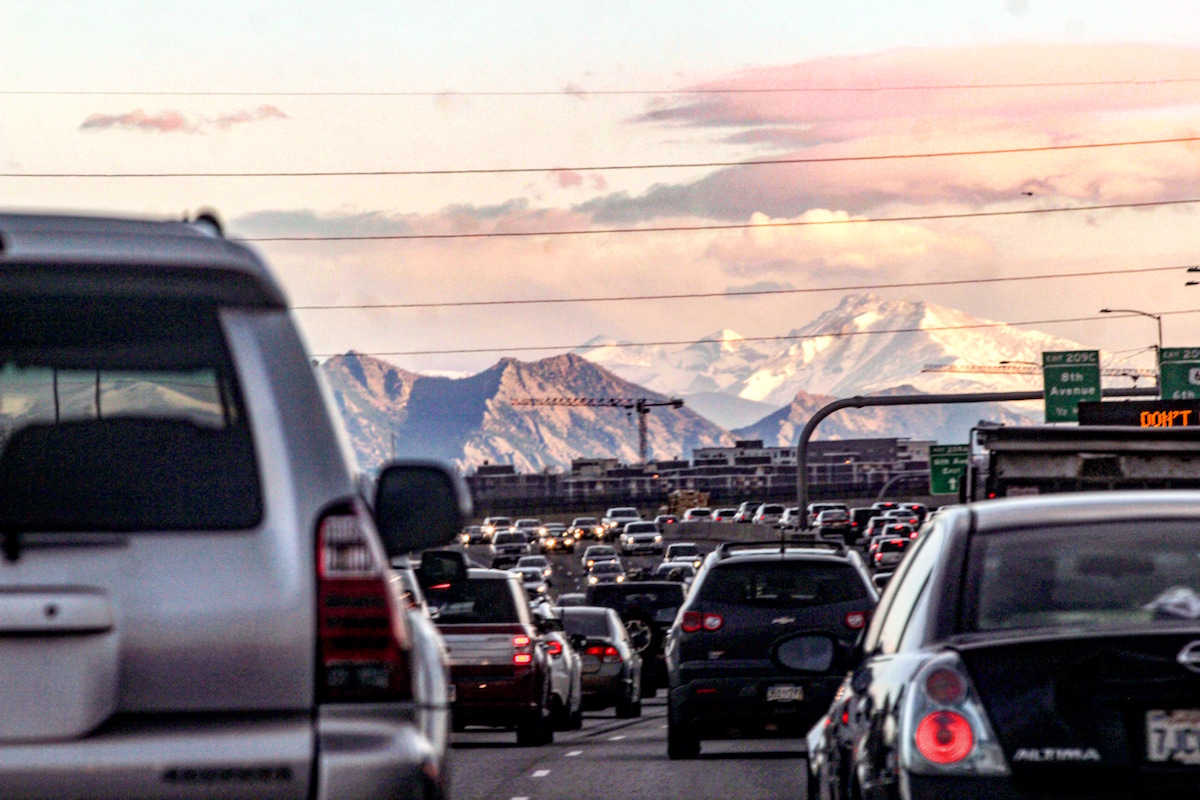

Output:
xmin=1177 ymin=641 xmax=1200 ymax=673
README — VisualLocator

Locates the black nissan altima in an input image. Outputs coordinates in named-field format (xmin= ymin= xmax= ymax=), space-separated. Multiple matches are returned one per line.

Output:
xmin=807 ymin=492 xmax=1200 ymax=800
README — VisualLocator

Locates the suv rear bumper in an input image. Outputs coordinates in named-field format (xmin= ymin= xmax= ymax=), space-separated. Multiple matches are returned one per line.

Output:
xmin=670 ymin=675 xmax=841 ymax=738
xmin=0 ymin=706 xmax=444 ymax=800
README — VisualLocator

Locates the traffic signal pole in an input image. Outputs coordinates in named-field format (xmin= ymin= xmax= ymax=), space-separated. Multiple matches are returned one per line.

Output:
xmin=794 ymin=386 xmax=1159 ymax=518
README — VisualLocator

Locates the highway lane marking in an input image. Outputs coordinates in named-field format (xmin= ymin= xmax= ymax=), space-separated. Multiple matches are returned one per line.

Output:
xmin=608 ymin=734 xmax=626 ymax=741
xmin=565 ymin=750 xmax=582 ymax=757
xmin=532 ymin=769 xmax=551 ymax=778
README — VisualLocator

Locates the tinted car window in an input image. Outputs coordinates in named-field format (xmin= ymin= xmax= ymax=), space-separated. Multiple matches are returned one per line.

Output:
xmin=493 ymin=532 xmax=527 ymax=545
xmin=0 ymin=296 xmax=261 ymax=533
xmin=667 ymin=544 xmax=699 ymax=557
xmin=425 ymin=579 xmax=520 ymax=624
xmin=696 ymin=562 xmax=867 ymax=607
xmin=965 ymin=521 xmax=1200 ymax=632
xmin=561 ymin=609 xmax=611 ymax=637
xmin=588 ymin=584 xmax=685 ymax=614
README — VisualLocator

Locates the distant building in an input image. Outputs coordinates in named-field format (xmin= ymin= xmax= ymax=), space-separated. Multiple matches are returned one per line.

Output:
xmin=464 ymin=437 xmax=934 ymax=514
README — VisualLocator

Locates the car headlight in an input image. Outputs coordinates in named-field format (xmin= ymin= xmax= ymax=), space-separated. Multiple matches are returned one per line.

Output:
xmin=588 ymin=576 xmax=598 ymax=584
xmin=654 ymin=535 xmax=662 ymax=542
xmin=615 ymin=575 xmax=624 ymax=582
xmin=543 ymin=568 xmax=552 ymax=576
xmin=537 ymin=585 xmax=546 ymax=593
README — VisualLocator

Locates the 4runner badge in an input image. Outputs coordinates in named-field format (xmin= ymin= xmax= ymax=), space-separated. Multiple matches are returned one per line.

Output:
xmin=1012 ymin=748 xmax=1101 ymax=763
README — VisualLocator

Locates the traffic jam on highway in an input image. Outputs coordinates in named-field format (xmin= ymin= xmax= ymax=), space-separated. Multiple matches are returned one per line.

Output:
xmin=6 ymin=215 xmax=1200 ymax=800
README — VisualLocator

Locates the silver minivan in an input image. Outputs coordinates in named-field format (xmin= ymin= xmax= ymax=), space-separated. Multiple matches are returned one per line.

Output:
xmin=0 ymin=212 xmax=467 ymax=799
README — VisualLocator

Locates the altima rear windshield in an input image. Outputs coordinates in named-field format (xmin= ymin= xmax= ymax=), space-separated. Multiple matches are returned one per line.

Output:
xmin=697 ymin=561 xmax=868 ymax=607
xmin=965 ymin=523 xmax=1200 ymax=632
xmin=0 ymin=295 xmax=261 ymax=532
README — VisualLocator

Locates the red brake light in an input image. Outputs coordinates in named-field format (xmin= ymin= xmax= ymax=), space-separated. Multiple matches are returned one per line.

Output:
xmin=841 ymin=709 xmax=850 ymax=725
xmin=513 ymin=653 xmax=533 ymax=665
xmin=924 ymin=669 xmax=967 ymax=705
xmin=915 ymin=711 xmax=974 ymax=764
xmin=513 ymin=635 xmax=532 ymax=648
xmin=681 ymin=611 xmax=703 ymax=632
xmin=585 ymin=644 xmax=605 ymax=656
xmin=316 ymin=501 xmax=412 ymax=703
xmin=844 ymin=611 xmax=867 ymax=630
xmin=546 ymin=640 xmax=563 ymax=657
xmin=602 ymin=645 xmax=621 ymax=663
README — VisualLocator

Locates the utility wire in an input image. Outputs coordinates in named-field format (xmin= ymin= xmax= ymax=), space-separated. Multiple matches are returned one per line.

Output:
xmin=292 ymin=263 xmax=1191 ymax=311
xmin=311 ymin=309 xmax=1200 ymax=358
xmin=8 ymin=136 xmax=1197 ymax=178
xmin=6 ymin=77 xmax=1200 ymax=97
xmin=244 ymin=198 xmax=1200 ymax=242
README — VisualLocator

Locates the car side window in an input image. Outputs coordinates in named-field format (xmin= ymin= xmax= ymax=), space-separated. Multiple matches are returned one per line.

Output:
xmin=877 ymin=524 xmax=945 ymax=655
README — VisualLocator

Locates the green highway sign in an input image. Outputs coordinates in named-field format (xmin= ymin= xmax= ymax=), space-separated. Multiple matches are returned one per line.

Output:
xmin=929 ymin=444 xmax=969 ymax=495
xmin=1043 ymin=350 xmax=1101 ymax=423
xmin=1159 ymin=348 xmax=1200 ymax=400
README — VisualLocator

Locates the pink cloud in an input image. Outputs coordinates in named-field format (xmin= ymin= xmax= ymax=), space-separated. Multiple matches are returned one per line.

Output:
xmin=80 ymin=109 xmax=197 ymax=133
xmin=213 ymin=105 xmax=289 ymax=130
xmin=80 ymin=105 xmax=288 ymax=134
xmin=582 ymin=43 xmax=1200 ymax=222
xmin=549 ymin=169 xmax=585 ymax=188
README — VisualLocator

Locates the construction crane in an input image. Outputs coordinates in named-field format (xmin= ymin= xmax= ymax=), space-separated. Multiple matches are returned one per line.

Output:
xmin=921 ymin=363 xmax=1157 ymax=381
xmin=508 ymin=396 xmax=685 ymax=463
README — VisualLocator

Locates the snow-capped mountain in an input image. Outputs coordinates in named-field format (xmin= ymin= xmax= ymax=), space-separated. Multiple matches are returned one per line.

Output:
xmin=321 ymin=351 xmax=733 ymax=471
xmin=582 ymin=294 xmax=1090 ymax=414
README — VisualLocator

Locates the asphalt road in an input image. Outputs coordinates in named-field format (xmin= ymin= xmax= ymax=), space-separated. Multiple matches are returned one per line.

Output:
xmin=449 ymin=696 xmax=810 ymax=800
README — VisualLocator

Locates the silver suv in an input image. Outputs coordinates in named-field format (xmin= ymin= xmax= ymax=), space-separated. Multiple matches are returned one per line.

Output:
xmin=0 ymin=212 xmax=468 ymax=799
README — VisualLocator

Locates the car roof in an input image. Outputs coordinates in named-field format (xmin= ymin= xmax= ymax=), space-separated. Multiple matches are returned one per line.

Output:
xmin=465 ymin=568 xmax=521 ymax=580
xmin=967 ymin=490 xmax=1200 ymax=532
xmin=0 ymin=212 xmax=287 ymax=308
xmin=712 ymin=545 xmax=858 ymax=565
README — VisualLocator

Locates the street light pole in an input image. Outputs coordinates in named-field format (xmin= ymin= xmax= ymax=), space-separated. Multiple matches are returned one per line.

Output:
xmin=1099 ymin=307 xmax=1163 ymax=355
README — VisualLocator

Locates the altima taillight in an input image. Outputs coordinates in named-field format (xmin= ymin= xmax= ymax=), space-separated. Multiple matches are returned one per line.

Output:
xmin=316 ymin=500 xmax=412 ymax=703
xmin=901 ymin=652 xmax=1008 ymax=776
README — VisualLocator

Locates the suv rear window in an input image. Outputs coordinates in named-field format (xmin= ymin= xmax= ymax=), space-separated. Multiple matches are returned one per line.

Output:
xmin=966 ymin=522 xmax=1200 ymax=632
xmin=493 ymin=532 xmax=527 ymax=545
xmin=697 ymin=561 xmax=868 ymax=607
xmin=625 ymin=522 xmax=658 ymax=534
xmin=0 ymin=296 xmax=261 ymax=532
xmin=426 ymin=578 xmax=521 ymax=624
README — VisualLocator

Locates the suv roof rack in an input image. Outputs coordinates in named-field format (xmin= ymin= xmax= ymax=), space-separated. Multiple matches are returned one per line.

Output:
xmin=714 ymin=540 xmax=846 ymax=559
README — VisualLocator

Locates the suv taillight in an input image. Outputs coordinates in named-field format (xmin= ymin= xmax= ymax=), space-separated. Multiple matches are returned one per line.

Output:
xmin=513 ymin=634 xmax=534 ymax=667
xmin=317 ymin=501 xmax=412 ymax=703
xmin=681 ymin=611 xmax=723 ymax=632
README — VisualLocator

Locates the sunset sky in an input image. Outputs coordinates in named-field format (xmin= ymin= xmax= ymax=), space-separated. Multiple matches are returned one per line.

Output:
xmin=4 ymin=1 xmax=1200 ymax=375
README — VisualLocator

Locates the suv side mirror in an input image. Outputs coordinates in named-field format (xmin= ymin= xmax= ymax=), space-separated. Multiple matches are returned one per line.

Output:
xmin=374 ymin=461 xmax=471 ymax=557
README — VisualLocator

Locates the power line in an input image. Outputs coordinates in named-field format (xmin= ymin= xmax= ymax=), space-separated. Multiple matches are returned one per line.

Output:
xmin=311 ymin=308 xmax=1200 ymax=358
xmin=8 ymin=135 xmax=1198 ymax=178
xmin=292 ymin=263 xmax=1191 ymax=311
xmin=6 ymin=77 xmax=1199 ymax=97
xmin=244 ymin=198 xmax=1200 ymax=242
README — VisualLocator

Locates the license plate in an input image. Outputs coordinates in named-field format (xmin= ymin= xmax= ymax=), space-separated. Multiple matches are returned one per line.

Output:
xmin=767 ymin=684 xmax=803 ymax=702
xmin=1147 ymin=709 xmax=1200 ymax=764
